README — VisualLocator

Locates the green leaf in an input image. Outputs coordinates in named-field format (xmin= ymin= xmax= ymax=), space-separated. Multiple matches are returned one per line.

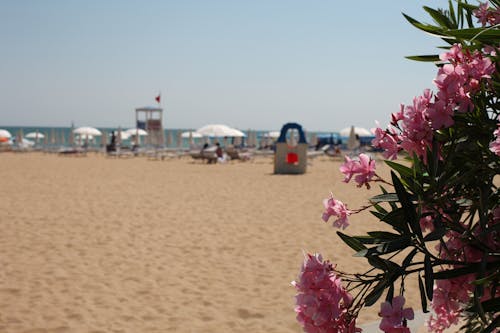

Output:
xmin=370 ymin=210 xmax=386 ymax=220
xmin=351 ymin=235 xmax=379 ymax=245
xmin=391 ymin=171 xmax=422 ymax=240
xmin=402 ymin=248 xmax=418 ymax=269
xmin=370 ymin=193 xmax=399 ymax=203
xmin=337 ymin=231 xmax=367 ymax=252
xmin=433 ymin=262 xmax=498 ymax=280
xmin=448 ymin=0 xmax=457 ymax=26
xmin=423 ymin=6 xmax=454 ymax=29
xmin=385 ymin=160 xmax=413 ymax=178
xmin=355 ymin=237 xmax=411 ymax=257
xmin=405 ymin=54 xmax=441 ymax=62
xmin=365 ymin=279 xmax=387 ymax=306
xmin=380 ymin=208 xmax=408 ymax=234
xmin=424 ymin=255 xmax=434 ymax=300
xmin=471 ymin=272 xmax=500 ymax=286
xmin=373 ymin=203 xmax=388 ymax=214
xmin=418 ymin=274 xmax=429 ymax=313
xmin=466 ymin=297 xmax=500 ymax=313
xmin=367 ymin=231 xmax=402 ymax=240
xmin=386 ymin=282 xmax=394 ymax=302
xmin=368 ymin=256 xmax=388 ymax=271
xmin=446 ymin=27 xmax=500 ymax=43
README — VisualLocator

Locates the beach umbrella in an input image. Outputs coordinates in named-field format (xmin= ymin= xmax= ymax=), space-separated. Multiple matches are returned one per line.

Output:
xmin=339 ymin=126 xmax=372 ymax=137
xmin=226 ymin=127 xmax=246 ymax=137
xmin=25 ymin=131 xmax=45 ymax=140
xmin=347 ymin=126 xmax=360 ymax=150
xmin=125 ymin=128 xmax=148 ymax=136
xmin=0 ymin=129 xmax=12 ymax=139
xmin=74 ymin=126 xmax=102 ymax=137
xmin=181 ymin=131 xmax=202 ymax=139
xmin=267 ymin=131 xmax=280 ymax=139
xmin=196 ymin=124 xmax=245 ymax=138
xmin=124 ymin=128 xmax=146 ymax=146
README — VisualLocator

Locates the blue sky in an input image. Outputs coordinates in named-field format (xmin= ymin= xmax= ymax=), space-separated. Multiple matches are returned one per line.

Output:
xmin=0 ymin=0 xmax=457 ymax=132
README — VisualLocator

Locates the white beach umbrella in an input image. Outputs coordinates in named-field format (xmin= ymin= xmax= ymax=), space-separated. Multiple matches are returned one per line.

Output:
xmin=181 ymin=131 xmax=202 ymax=139
xmin=196 ymin=124 xmax=246 ymax=137
xmin=25 ymin=131 xmax=45 ymax=139
xmin=0 ymin=129 xmax=12 ymax=139
xmin=74 ymin=126 xmax=102 ymax=137
xmin=339 ymin=126 xmax=373 ymax=137
xmin=125 ymin=128 xmax=148 ymax=136
xmin=267 ymin=131 xmax=281 ymax=139
xmin=226 ymin=127 xmax=246 ymax=137
xmin=117 ymin=131 xmax=130 ymax=140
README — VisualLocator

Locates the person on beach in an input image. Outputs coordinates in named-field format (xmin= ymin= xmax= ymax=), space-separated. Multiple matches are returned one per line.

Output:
xmin=215 ymin=142 xmax=226 ymax=163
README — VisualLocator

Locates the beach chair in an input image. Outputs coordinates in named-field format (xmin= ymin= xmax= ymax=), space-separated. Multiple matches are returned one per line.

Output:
xmin=226 ymin=147 xmax=252 ymax=161
xmin=189 ymin=149 xmax=218 ymax=163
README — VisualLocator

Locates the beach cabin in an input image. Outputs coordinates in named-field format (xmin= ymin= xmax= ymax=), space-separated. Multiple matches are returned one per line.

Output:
xmin=135 ymin=106 xmax=164 ymax=147
xmin=274 ymin=122 xmax=308 ymax=174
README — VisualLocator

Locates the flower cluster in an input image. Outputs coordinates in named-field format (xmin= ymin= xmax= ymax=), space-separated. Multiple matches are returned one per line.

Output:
xmin=378 ymin=296 xmax=414 ymax=333
xmin=372 ymin=44 xmax=495 ymax=162
xmin=339 ymin=154 xmax=376 ymax=188
xmin=427 ymin=208 xmax=500 ymax=332
xmin=473 ymin=2 xmax=500 ymax=26
xmin=427 ymin=276 xmax=472 ymax=333
xmin=295 ymin=3 xmax=499 ymax=333
xmin=322 ymin=193 xmax=352 ymax=229
xmin=292 ymin=253 xmax=359 ymax=333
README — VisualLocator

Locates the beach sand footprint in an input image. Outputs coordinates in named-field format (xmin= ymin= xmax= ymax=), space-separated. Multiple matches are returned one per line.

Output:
xmin=236 ymin=308 xmax=265 ymax=320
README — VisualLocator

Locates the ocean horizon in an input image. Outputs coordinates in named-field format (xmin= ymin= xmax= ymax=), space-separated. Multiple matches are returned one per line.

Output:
xmin=0 ymin=125 xmax=341 ymax=149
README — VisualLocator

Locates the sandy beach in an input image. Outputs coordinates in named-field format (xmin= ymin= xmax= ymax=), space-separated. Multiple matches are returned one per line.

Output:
xmin=0 ymin=152 xmax=428 ymax=333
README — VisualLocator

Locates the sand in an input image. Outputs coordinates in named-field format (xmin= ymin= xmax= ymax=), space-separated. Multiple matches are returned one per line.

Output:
xmin=0 ymin=152 xmax=429 ymax=333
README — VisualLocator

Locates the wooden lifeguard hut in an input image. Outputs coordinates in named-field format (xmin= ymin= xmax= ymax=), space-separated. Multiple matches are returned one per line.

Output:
xmin=135 ymin=106 xmax=164 ymax=146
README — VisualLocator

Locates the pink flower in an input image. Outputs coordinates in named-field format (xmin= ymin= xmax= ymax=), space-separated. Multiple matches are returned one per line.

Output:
xmin=322 ymin=193 xmax=351 ymax=229
xmin=427 ymin=276 xmax=473 ymax=333
xmin=353 ymin=153 xmax=376 ymax=187
xmin=340 ymin=154 xmax=377 ymax=187
xmin=474 ymin=2 xmax=492 ymax=26
xmin=340 ymin=155 xmax=357 ymax=183
xmin=489 ymin=124 xmax=500 ymax=156
xmin=473 ymin=2 xmax=500 ymax=26
xmin=379 ymin=296 xmax=414 ymax=333
xmin=427 ymin=99 xmax=455 ymax=129
xmin=293 ymin=253 xmax=359 ymax=333
xmin=372 ymin=126 xmax=400 ymax=160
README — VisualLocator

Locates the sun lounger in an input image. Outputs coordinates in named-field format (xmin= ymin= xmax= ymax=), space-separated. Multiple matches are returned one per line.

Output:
xmin=189 ymin=149 xmax=218 ymax=163
xmin=226 ymin=147 xmax=252 ymax=161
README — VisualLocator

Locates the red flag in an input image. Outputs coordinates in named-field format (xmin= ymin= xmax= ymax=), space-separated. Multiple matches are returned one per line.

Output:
xmin=155 ymin=94 xmax=161 ymax=103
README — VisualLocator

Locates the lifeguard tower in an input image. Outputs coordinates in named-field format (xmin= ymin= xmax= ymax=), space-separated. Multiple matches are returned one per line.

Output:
xmin=135 ymin=106 xmax=164 ymax=147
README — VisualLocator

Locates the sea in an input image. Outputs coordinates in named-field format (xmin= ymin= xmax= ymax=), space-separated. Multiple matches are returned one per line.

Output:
xmin=0 ymin=125 xmax=341 ymax=149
